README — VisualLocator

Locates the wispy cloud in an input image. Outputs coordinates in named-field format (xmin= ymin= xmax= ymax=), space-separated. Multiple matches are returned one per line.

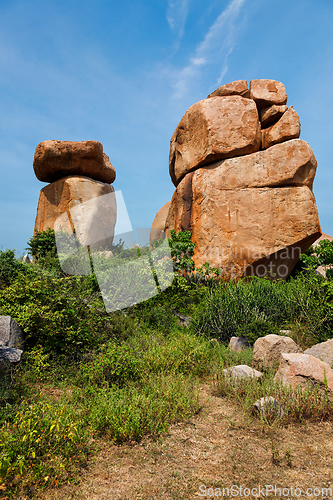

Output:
xmin=173 ymin=0 xmax=246 ymax=98
xmin=167 ymin=0 xmax=191 ymax=50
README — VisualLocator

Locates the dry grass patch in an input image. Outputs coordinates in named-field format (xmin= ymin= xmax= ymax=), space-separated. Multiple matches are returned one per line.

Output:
xmin=29 ymin=385 xmax=333 ymax=500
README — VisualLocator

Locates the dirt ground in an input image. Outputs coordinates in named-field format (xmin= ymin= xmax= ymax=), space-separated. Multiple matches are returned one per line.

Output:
xmin=35 ymin=384 xmax=333 ymax=500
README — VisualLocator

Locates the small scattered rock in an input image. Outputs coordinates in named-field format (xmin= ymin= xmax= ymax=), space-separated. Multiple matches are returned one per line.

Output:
xmin=279 ymin=330 xmax=292 ymax=336
xmin=229 ymin=336 xmax=250 ymax=352
xmin=253 ymin=396 xmax=284 ymax=417
xmin=174 ymin=311 xmax=191 ymax=328
xmin=304 ymin=339 xmax=333 ymax=368
xmin=274 ymin=353 xmax=333 ymax=395
xmin=223 ymin=365 xmax=263 ymax=380
xmin=0 ymin=316 xmax=24 ymax=350
xmin=253 ymin=334 xmax=303 ymax=370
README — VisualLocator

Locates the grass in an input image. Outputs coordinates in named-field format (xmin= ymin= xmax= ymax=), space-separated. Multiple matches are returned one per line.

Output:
xmin=1 ymin=244 xmax=333 ymax=497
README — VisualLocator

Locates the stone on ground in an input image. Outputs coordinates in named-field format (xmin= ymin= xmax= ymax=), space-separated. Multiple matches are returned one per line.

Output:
xmin=0 ymin=316 xmax=24 ymax=350
xmin=229 ymin=337 xmax=250 ymax=352
xmin=253 ymin=334 xmax=303 ymax=370
xmin=223 ymin=365 xmax=263 ymax=380
xmin=274 ymin=353 xmax=333 ymax=394
xmin=304 ymin=339 xmax=333 ymax=368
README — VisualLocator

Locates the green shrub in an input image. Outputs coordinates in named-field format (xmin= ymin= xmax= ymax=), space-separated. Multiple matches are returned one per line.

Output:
xmin=236 ymin=320 xmax=280 ymax=345
xmin=0 ymin=400 xmax=89 ymax=495
xmin=0 ymin=249 xmax=34 ymax=289
xmin=191 ymin=274 xmax=333 ymax=345
xmin=0 ymin=274 xmax=111 ymax=356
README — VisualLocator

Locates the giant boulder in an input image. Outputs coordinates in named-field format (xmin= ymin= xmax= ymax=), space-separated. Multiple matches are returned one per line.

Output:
xmin=169 ymin=96 xmax=261 ymax=186
xmin=33 ymin=140 xmax=116 ymax=184
xmin=34 ymin=176 xmax=117 ymax=250
xmin=165 ymin=139 xmax=321 ymax=279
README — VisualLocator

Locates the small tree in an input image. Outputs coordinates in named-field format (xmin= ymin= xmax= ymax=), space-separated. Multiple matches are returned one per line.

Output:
xmin=168 ymin=230 xmax=196 ymax=278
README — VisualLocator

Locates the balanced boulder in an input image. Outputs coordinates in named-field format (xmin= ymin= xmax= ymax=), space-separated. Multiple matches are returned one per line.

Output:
xmin=249 ymin=79 xmax=287 ymax=108
xmin=33 ymin=140 xmax=116 ymax=184
xmin=166 ymin=79 xmax=321 ymax=280
xmin=169 ymin=96 xmax=261 ymax=186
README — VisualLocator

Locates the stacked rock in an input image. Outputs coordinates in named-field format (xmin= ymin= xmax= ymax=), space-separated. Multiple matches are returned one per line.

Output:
xmin=33 ymin=140 xmax=117 ymax=250
xmin=155 ymin=79 xmax=321 ymax=280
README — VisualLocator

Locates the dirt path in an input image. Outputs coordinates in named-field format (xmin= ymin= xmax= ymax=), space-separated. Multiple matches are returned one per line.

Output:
xmin=38 ymin=384 xmax=333 ymax=499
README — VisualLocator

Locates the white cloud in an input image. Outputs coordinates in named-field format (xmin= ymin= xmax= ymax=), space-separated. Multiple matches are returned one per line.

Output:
xmin=167 ymin=0 xmax=191 ymax=48
xmin=173 ymin=0 xmax=246 ymax=98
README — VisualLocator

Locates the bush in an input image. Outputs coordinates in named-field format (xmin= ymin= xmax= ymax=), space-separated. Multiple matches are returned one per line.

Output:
xmin=191 ymin=274 xmax=333 ymax=346
xmin=0 ymin=274 xmax=112 ymax=356
xmin=0 ymin=249 xmax=34 ymax=289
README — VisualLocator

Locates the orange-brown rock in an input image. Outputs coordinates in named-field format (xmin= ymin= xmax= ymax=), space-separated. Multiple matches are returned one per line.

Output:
xmin=261 ymin=106 xmax=300 ymax=149
xmin=207 ymin=80 xmax=250 ymax=98
xmin=259 ymin=104 xmax=288 ymax=128
xmin=150 ymin=201 xmax=171 ymax=243
xmin=249 ymin=79 xmax=287 ymax=108
xmin=33 ymin=140 xmax=116 ymax=184
xmin=34 ymin=176 xmax=117 ymax=249
xmin=274 ymin=353 xmax=333 ymax=395
xmin=165 ymin=140 xmax=321 ymax=280
xmin=169 ymin=96 xmax=261 ymax=186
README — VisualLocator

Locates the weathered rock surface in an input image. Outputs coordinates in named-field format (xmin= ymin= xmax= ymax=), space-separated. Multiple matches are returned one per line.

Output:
xmin=304 ymin=339 xmax=333 ymax=367
xmin=0 ymin=316 xmax=24 ymax=350
xmin=150 ymin=201 xmax=171 ymax=243
xmin=33 ymin=140 xmax=116 ymax=184
xmin=34 ymin=176 xmax=117 ymax=249
xmin=262 ymin=107 xmax=301 ymax=149
xmin=169 ymin=96 xmax=261 ymax=186
xmin=229 ymin=337 xmax=250 ymax=352
xmin=165 ymin=139 xmax=321 ymax=278
xmin=207 ymin=80 xmax=250 ymax=98
xmin=259 ymin=104 xmax=288 ymax=128
xmin=253 ymin=334 xmax=303 ymax=370
xmin=249 ymin=79 xmax=287 ymax=108
xmin=223 ymin=365 xmax=263 ymax=380
xmin=253 ymin=396 xmax=284 ymax=417
xmin=0 ymin=347 xmax=23 ymax=377
xmin=166 ymin=78 xmax=320 ymax=280
xmin=274 ymin=353 xmax=333 ymax=394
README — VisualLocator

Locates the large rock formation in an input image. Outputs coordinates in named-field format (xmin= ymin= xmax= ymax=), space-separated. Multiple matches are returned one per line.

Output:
xmin=33 ymin=140 xmax=116 ymax=184
xmin=150 ymin=201 xmax=171 ymax=244
xmin=33 ymin=141 xmax=117 ymax=251
xmin=35 ymin=176 xmax=117 ymax=249
xmin=164 ymin=79 xmax=321 ymax=280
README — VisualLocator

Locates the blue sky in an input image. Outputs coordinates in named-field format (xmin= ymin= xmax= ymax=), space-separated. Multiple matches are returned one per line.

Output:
xmin=1 ymin=0 xmax=332 ymax=254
